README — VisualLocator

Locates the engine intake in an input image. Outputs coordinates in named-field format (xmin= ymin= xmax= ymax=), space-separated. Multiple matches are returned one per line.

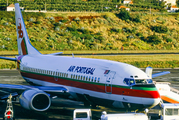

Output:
xmin=19 ymin=89 xmax=51 ymax=111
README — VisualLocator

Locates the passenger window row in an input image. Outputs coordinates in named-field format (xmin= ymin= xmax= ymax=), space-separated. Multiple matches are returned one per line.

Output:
xmin=70 ymin=74 xmax=100 ymax=83
xmin=21 ymin=66 xmax=68 ymax=78
xmin=21 ymin=66 xmax=101 ymax=83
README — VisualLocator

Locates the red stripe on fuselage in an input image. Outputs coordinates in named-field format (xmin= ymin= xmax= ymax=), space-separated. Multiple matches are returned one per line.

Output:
xmin=21 ymin=71 xmax=160 ymax=99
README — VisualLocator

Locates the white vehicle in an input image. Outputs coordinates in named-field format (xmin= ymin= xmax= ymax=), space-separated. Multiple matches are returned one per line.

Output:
xmin=100 ymin=111 xmax=148 ymax=120
xmin=160 ymin=103 xmax=179 ymax=120
xmin=0 ymin=3 xmax=170 ymax=112
xmin=73 ymin=109 xmax=92 ymax=120
xmin=155 ymin=82 xmax=179 ymax=103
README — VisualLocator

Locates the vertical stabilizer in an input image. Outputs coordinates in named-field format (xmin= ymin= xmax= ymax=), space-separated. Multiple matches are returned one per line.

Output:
xmin=145 ymin=66 xmax=153 ymax=79
xmin=15 ymin=3 xmax=41 ymax=55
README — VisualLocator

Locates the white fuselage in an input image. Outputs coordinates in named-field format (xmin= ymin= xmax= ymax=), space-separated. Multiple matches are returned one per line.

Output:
xmin=18 ymin=55 xmax=161 ymax=110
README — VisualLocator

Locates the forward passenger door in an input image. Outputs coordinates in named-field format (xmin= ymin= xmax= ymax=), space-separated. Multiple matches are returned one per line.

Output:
xmin=105 ymin=71 xmax=116 ymax=94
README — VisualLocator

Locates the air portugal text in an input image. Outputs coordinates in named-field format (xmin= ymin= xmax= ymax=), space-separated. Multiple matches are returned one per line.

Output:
xmin=67 ymin=66 xmax=95 ymax=75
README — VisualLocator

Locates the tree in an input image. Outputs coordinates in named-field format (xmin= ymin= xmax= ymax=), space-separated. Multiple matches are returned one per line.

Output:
xmin=116 ymin=8 xmax=131 ymax=21
xmin=177 ymin=0 xmax=179 ymax=6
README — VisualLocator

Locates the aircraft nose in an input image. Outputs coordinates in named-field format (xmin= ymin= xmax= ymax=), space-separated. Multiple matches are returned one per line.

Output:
xmin=142 ymin=90 xmax=161 ymax=108
xmin=142 ymin=98 xmax=161 ymax=108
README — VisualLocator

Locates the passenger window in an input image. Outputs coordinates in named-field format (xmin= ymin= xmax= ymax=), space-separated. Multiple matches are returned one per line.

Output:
xmin=86 ymin=76 xmax=88 ymax=81
xmin=98 ymin=78 xmax=100 ymax=83
xmin=95 ymin=77 xmax=97 ymax=82
xmin=91 ymin=77 xmax=94 ymax=82
xmin=83 ymin=76 xmax=85 ymax=80
xmin=89 ymin=76 xmax=91 ymax=81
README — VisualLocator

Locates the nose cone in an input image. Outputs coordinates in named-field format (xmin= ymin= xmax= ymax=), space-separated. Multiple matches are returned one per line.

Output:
xmin=142 ymin=90 xmax=161 ymax=108
xmin=134 ymin=84 xmax=161 ymax=109
xmin=142 ymin=97 xmax=161 ymax=108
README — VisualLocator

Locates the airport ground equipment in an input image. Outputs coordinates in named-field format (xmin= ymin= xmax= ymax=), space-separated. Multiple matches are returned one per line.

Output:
xmin=161 ymin=103 xmax=179 ymax=120
xmin=149 ymin=103 xmax=179 ymax=120
xmin=73 ymin=109 xmax=92 ymax=120
xmin=3 ymin=94 xmax=14 ymax=120
xmin=155 ymin=82 xmax=179 ymax=103
xmin=100 ymin=111 xmax=148 ymax=120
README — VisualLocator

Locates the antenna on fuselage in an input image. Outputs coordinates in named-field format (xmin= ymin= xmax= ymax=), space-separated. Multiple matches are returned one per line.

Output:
xmin=72 ymin=53 xmax=74 ymax=58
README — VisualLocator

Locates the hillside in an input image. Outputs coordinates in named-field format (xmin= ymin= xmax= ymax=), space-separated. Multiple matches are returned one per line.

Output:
xmin=0 ymin=11 xmax=179 ymax=51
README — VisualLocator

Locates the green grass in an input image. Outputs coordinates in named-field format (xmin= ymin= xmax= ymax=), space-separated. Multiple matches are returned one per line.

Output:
xmin=0 ymin=51 xmax=179 ymax=69
xmin=0 ymin=50 xmax=179 ymax=55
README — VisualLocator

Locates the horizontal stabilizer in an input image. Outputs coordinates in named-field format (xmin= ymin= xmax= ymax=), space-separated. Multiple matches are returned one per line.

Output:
xmin=152 ymin=71 xmax=170 ymax=78
xmin=0 ymin=56 xmax=17 ymax=61
xmin=46 ymin=52 xmax=63 ymax=56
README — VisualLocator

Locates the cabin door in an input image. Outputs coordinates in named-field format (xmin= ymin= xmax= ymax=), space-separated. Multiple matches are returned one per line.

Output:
xmin=105 ymin=71 xmax=116 ymax=94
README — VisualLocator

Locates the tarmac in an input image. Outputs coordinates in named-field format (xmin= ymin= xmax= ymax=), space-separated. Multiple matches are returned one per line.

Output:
xmin=0 ymin=69 xmax=179 ymax=120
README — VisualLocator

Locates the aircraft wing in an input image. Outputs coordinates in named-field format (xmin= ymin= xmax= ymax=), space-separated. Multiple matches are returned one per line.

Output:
xmin=0 ymin=56 xmax=17 ymax=61
xmin=0 ymin=84 xmax=69 ymax=100
xmin=145 ymin=66 xmax=170 ymax=78
xmin=46 ymin=52 xmax=63 ymax=56
xmin=152 ymin=71 xmax=170 ymax=78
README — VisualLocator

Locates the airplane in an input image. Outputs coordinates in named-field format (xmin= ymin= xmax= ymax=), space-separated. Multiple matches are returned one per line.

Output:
xmin=0 ymin=3 xmax=170 ymax=112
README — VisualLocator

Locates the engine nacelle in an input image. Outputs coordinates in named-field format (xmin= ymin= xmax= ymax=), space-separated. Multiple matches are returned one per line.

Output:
xmin=19 ymin=89 xmax=51 ymax=111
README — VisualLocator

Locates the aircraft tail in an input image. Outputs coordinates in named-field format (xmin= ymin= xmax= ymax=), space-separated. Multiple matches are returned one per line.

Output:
xmin=15 ymin=3 xmax=41 ymax=55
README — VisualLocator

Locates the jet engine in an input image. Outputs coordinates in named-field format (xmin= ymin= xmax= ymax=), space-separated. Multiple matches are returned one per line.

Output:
xmin=19 ymin=89 xmax=51 ymax=111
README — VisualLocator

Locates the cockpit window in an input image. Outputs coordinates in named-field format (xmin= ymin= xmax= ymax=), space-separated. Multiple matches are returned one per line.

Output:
xmin=135 ymin=79 xmax=147 ymax=84
xmin=123 ymin=78 xmax=153 ymax=86
xmin=123 ymin=78 xmax=135 ymax=86
xmin=146 ymin=79 xmax=153 ymax=83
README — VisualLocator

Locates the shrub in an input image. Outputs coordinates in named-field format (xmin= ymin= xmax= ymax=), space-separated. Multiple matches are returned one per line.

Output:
xmin=166 ymin=38 xmax=172 ymax=42
xmin=130 ymin=15 xmax=141 ymax=23
xmin=136 ymin=32 xmax=143 ymax=37
xmin=67 ymin=26 xmax=77 ymax=31
xmin=116 ymin=8 xmax=131 ymax=21
xmin=35 ymin=21 xmax=41 ymax=24
xmin=151 ymin=25 xmax=168 ymax=33
xmin=122 ymin=27 xmax=131 ymax=33
xmin=146 ymin=35 xmax=162 ymax=45
xmin=110 ymin=27 xmax=121 ymax=33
